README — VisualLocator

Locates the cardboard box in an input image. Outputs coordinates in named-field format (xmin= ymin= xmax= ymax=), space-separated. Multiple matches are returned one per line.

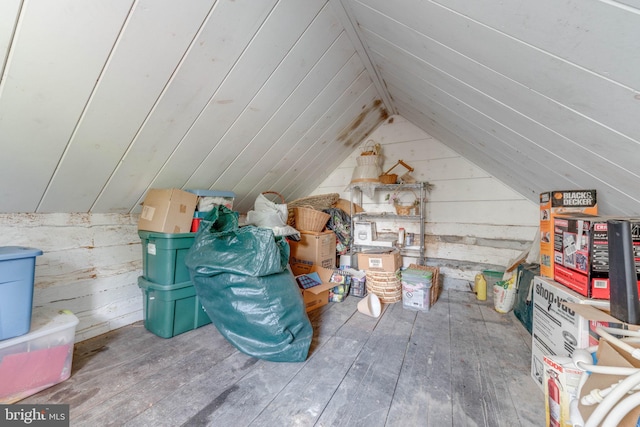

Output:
xmin=531 ymin=276 xmax=604 ymax=390
xmin=357 ymin=250 xmax=402 ymax=272
xmin=576 ymin=339 xmax=640 ymax=427
xmin=543 ymin=355 xmax=583 ymax=427
xmin=353 ymin=221 xmax=377 ymax=245
xmin=556 ymin=303 xmax=640 ymax=426
xmin=289 ymin=231 xmax=336 ymax=276
xmin=553 ymin=214 xmax=640 ymax=299
xmin=540 ymin=190 xmax=597 ymax=279
xmin=295 ymin=266 xmax=338 ymax=312
xmin=138 ymin=188 xmax=198 ymax=233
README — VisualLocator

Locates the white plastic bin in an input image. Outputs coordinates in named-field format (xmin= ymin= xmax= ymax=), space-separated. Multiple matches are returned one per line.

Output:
xmin=0 ymin=308 xmax=78 ymax=403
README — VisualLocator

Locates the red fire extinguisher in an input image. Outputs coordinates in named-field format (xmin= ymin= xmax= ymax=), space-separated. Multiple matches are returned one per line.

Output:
xmin=548 ymin=370 xmax=561 ymax=427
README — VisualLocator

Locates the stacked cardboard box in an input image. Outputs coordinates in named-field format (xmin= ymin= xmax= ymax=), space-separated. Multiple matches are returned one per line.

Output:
xmin=138 ymin=188 xmax=198 ymax=234
xmin=288 ymin=231 xmax=336 ymax=276
xmin=539 ymin=190 xmax=597 ymax=279
xmin=553 ymin=214 xmax=640 ymax=299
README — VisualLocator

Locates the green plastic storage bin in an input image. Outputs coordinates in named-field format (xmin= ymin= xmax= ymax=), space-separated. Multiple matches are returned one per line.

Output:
xmin=137 ymin=276 xmax=211 ymax=338
xmin=482 ymin=269 xmax=504 ymax=290
xmin=138 ymin=231 xmax=195 ymax=285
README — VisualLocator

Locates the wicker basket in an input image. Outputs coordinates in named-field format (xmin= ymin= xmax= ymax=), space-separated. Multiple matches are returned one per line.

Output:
xmin=261 ymin=191 xmax=285 ymax=204
xmin=356 ymin=154 xmax=380 ymax=167
xmin=286 ymin=193 xmax=340 ymax=227
xmin=407 ymin=264 xmax=441 ymax=306
xmin=394 ymin=203 xmax=419 ymax=215
xmin=379 ymin=173 xmax=398 ymax=184
xmin=365 ymin=271 xmax=402 ymax=303
xmin=393 ymin=188 xmax=419 ymax=215
xmin=294 ymin=206 xmax=330 ymax=233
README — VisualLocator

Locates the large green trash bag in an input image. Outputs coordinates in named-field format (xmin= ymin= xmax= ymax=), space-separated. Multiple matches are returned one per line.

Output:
xmin=186 ymin=205 xmax=313 ymax=362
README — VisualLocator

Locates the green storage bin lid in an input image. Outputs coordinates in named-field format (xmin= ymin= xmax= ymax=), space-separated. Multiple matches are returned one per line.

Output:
xmin=482 ymin=269 xmax=504 ymax=278
xmin=138 ymin=230 xmax=195 ymax=239
xmin=401 ymin=268 xmax=433 ymax=279
xmin=137 ymin=276 xmax=196 ymax=301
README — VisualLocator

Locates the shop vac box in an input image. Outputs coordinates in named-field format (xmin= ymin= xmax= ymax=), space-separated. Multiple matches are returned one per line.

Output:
xmin=530 ymin=276 xmax=602 ymax=390
xmin=553 ymin=214 xmax=640 ymax=299
xmin=0 ymin=308 xmax=78 ymax=403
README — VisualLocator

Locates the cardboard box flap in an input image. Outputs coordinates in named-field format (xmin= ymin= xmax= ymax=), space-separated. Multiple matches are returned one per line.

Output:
xmin=578 ymin=340 xmax=640 ymax=426
xmin=564 ymin=303 xmax=640 ymax=331
xmin=296 ymin=265 xmax=339 ymax=295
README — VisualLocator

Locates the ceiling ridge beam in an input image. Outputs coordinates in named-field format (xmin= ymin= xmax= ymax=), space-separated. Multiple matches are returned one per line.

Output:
xmin=330 ymin=0 xmax=396 ymax=115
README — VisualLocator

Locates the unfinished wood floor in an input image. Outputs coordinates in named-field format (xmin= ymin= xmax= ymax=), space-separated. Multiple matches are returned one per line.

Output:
xmin=23 ymin=290 xmax=543 ymax=426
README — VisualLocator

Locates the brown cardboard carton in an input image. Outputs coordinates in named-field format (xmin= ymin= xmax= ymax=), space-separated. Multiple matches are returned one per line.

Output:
xmin=561 ymin=301 xmax=640 ymax=426
xmin=553 ymin=214 xmax=640 ymax=299
xmin=577 ymin=339 xmax=640 ymax=426
xmin=357 ymin=250 xmax=402 ymax=272
xmin=289 ymin=231 xmax=336 ymax=276
xmin=295 ymin=265 xmax=337 ymax=312
xmin=138 ymin=188 xmax=198 ymax=233
xmin=540 ymin=190 xmax=597 ymax=279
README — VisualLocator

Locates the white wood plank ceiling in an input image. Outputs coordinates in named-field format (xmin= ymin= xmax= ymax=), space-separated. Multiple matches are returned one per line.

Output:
xmin=1 ymin=0 xmax=638 ymax=215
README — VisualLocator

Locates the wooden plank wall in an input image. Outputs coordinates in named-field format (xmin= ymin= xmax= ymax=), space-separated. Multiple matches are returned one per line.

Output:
xmin=312 ymin=115 xmax=539 ymax=289
xmin=0 ymin=214 xmax=141 ymax=342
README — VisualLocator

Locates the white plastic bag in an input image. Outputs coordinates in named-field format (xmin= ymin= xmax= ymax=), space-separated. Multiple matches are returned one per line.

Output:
xmin=245 ymin=193 xmax=299 ymax=238
xmin=494 ymin=274 xmax=517 ymax=314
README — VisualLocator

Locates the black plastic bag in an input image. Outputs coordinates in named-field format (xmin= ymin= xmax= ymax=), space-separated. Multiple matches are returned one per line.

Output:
xmin=186 ymin=205 xmax=312 ymax=362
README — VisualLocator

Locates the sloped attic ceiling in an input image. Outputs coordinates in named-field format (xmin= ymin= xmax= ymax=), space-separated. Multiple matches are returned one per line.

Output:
xmin=342 ymin=0 xmax=640 ymax=216
xmin=0 ymin=0 xmax=638 ymax=215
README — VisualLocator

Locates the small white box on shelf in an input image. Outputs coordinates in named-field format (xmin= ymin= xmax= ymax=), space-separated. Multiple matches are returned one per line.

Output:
xmin=353 ymin=221 xmax=377 ymax=245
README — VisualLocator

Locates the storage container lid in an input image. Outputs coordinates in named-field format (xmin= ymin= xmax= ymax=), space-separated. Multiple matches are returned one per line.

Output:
xmin=401 ymin=268 xmax=433 ymax=279
xmin=138 ymin=230 xmax=195 ymax=239
xmin=482 ymin=269 xmax=504 ymax=278
xmin=186 ymin=189 xmax=236 ymax=198
xmin=137 ymin=275 xmax=193 ymax=292
xmin=0 ymin=246 xmax=43 ymax=261
xmin=0 ymin=308 xmax=78 ymax=349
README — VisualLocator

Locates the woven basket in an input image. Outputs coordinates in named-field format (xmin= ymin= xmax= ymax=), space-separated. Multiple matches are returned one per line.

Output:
xmin=286 ymin=193 xmax=340 ymax=227
xmin=294 ymin=206 xmax=330 ymax=233
xmin=393 ymin=188 xmax=419 ymax=215
xmin=360 ymin=140 xmax=380 ymax=156
xmin=261 ymin=190 xmax=285 ymax=204
xmin=407 ymin=264 xmax=441 ymax=306
xmin=356 ymin=154 xmax=380 ymax=166
xmin=366 ymin=271 xmax=402 ymax=304
xmin=379 ymin=173 xmax=398 ymax=184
